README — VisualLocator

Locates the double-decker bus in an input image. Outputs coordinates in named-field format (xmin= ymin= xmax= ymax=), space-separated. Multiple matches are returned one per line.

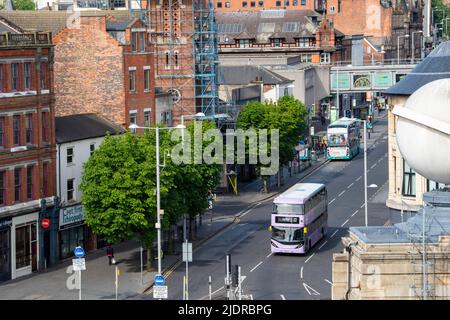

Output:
xmin=271 ymin=183 xmax=327 ymax=254
xmin=327 ymin=118 xmax=360 ymax=160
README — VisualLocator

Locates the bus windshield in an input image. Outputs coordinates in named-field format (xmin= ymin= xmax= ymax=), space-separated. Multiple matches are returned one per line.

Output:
xmin=272 ymin=227 xmax=304 ymax=244
xmin=274 ymin=204 xmax=304 ymax=215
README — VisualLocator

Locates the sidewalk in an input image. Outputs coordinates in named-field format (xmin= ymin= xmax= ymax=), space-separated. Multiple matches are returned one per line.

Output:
xmin=0 ymin=114 xmax=387 ymax=300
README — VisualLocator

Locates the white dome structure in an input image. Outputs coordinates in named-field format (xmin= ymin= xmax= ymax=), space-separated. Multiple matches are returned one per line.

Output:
xmin=393 ymin=79 xmax=450 ymax=184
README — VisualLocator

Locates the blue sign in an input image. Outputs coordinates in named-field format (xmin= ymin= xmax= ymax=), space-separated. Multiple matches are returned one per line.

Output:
xmin=345 ymin=110 xmax=352 ymax=118
xmin=74 ymin=246 xmax=85 ymax=258
xmin=154 ymin=274 xmax=165 ymax=286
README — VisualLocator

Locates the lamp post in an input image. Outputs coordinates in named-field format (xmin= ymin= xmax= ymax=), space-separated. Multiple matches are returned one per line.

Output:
xmin=445 ymin=17 xmax=450 ymax=40
xmin=411 ymin=31 xmax=423 ymax=64
xmin=128 ymin=123 xmax=185 ymax=277
xmin=397 ymin=34 xmax=410 ymax=64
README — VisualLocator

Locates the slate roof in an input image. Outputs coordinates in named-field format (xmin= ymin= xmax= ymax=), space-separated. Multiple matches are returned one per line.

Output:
xmin=385 ymin=41 xmax=450 ymax=96
xmin=55 ymin=114 xmax=124 ymax=144
xmin=218 ymin=65 xmax=293 ymax=85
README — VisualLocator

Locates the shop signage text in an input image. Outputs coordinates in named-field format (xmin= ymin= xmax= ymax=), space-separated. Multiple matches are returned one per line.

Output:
xmin=59 ymin=205 xmax=84 ymax=229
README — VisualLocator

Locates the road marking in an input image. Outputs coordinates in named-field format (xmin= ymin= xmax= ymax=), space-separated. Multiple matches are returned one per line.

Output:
xmin=211 ymin=286 xmax=224 ymax=296
xmin=239 ymin=202 xmax=262 ymax=218
xmin=250 ymin=261 xmax=263 ymax=272
xmin=318 ymin=240 xmax=328 ymax=250
xmin=304 ymin=253 xmax=315 ymax=264
xmin=338 ymin=190 xmax=346 ymax=197
xmin=341 ymin=219 xmax=350 ymax=227
xmin=328 ymin=198 xmax=336 ymax=205
xmin=360 ymin=204 xmax=365 ymax=209
xmin=356 ymin=176 xmax=362 ymax=182
xmin=347 ymin=183 xmax=354 ymax=189
xmin=300 ymin=266 xmax=303 ymax=279
xmin=280 ymin=294 xmax=286 ymax=300
xmin=330 ymin=230 xmax=339 ymax=238
xmin=250 ymin=294 xmax=254 ymax=300
xmin=351 ymin=210 xmax=359 ymax=217
xmin=303 ymin=283 xmax=320 ymax=296
xmin=266 ymin=252 xmax=273 ymax=258
xmin=371 ymin=163 xmax=377 ymax=169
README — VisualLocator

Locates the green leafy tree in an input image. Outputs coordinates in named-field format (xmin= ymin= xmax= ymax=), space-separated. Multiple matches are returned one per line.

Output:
xmin=12 ymin=0 xmax=35 ymax=10
xmin=433 ymin=0 xmax=450 ymax=38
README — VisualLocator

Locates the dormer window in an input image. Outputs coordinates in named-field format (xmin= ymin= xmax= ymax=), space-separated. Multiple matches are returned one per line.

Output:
xmin=271 ymin=38 xmax=283 ymax=47
xmin=238 ymin=39 xmax=252 ymax=48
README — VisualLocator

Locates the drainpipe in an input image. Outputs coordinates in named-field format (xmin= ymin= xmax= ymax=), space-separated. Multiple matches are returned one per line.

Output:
xmin=345 ymin=241 xmax=358 ymax=300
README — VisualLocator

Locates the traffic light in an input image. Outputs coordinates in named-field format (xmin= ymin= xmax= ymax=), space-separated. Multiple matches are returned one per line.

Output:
xmin=232 ymin=265 xmax=239 ymax=287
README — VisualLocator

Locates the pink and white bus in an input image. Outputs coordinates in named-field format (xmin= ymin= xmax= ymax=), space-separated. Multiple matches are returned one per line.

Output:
xmin=271 ymin=183 xmax=328 ymax=254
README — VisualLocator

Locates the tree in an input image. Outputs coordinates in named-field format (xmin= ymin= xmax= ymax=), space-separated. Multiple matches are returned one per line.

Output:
xmin=12 ymin=0 xmax=35 ymax=10
xmin=237 ymin=96 xmax=307 ymax=192
xmin=433 ymin=0 xmax=450 ymax=39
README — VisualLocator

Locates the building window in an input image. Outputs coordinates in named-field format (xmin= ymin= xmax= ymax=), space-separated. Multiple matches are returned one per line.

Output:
xmin=329 ymin=5 xmax=335 ymax=13
xmin=129 ymin=69 xmax=136 ymax=92
xmin=42 ymin=111 xmax=48 ymax=143
xmin=293 ymin=0 xmax=298 ymax=5
xmin=338 ymin=0 xmax=341 ymax=12
xmin=217 ymin=2 xmax=222 ymax=7
xmin=0 ymin=171 xmax=5 ymax=206
xmin=25 ymin=113 xmax=33 ymax=145
xmin=225 ymin=1 xmax=230 ymax=7
xmin=14 ymin=168 xmax=21 ymax=202
xmin=300 ymin=54 xmax=312 ymax=62
xmin=67 ymin=179 xmax=75 ymax=202
xmin=165 ymin=51 xmax=170 ymax=69
xmin=11 ymin=63 xmax=19 ymax=91
xmin=67 ymin=147 xmax=74 ymax=164
xmin=139 ymin=32 xmax=145 ymax=52
xmin=258 ymin=0 xmax=264 ymax=6
xmin=301 ymin=0 xmax=306 ymax=5
xmin=13 ymin=115 xmax=20 ymax=146
xmin=250 ymin=1 xmax=255 ymax=6
xmin=144 ymin=109 xmax=151 ymax=126
xmin=0 ymin=117 xmax=4 ymax=148
xmin=285 ymin=0 xmax=289 ymax=6
xmin=297 ymin=38 xmax=310 ymax=47
xmin=24 ymin=63 xmax=31 ymax=91
xmin=132 ymin=32 xmax=138 ymax=52
xmin=276 ymin=0 xmax=281 ymax=6
xmin=427 ymin=180 xmax=445 ymax=192
xmin=174 ymin=51 xmax=179 ymax=69
xmin=242 ymin=1 xmax=247 ymax=7
xmin=129 ymin=111 xmax=137 ymax=133
xmin=161 ymin=111 xmax=172 ymax=126
xmin=90 ymin=143 xmax=95 ymax=156
xmin=238 ymin=39 xmax=252 ymax=48
xmin=43 ymin=162 xmax=48 ymax=197
xmin=15 ymin=223 xmax=37 ymax=270
xmin=27 ymin=166 xmax=33 ymax=200
xmin=272 ymin=38 xmax=283 ymax=47
xmin=402 ymin=160 xmax=416 ymax=197
xmin=144 ymin=69 xmax=151 ymax=91
xmin=320 ymin=52 xmax=331 ymax=64
xmin=40 ymin=62 xmax=47 ymax=90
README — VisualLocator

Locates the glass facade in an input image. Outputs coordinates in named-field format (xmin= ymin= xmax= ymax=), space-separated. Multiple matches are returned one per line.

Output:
xmin=15 ymin=223 xmax=37 ymax=271
xmin=59 ymin=225 xmax=87 ymax=260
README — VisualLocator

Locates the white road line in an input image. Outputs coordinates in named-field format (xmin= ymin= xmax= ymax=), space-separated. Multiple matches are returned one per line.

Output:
xmin=318 ymin=240 xmax=328 ymax=250
xmin=330 ymin=230 xmax=339 ymax=238
xmin=324 ymin=279 xmax=333 ymax=285
xmin=300 ymin=266 xmax=303 ymax=279
xmin=250 ymin=261 xmax=263 ymax=272
xmin=303 ymin=283 xmax=320 ymax=296
xmin=351 ymin=210 xmax=359 ymax=217
xmin=371 ymin=163 xmax=377 ymax=169
xmin=250 ymin=294 xmax=254 ymax=300
xmin=266 ymin=252 xmax=273 ymax=258
xmin=328 ymin=198 xmax=336 ymax=205
xmin=338 ymin=190 xmax=346 ymax=197
xmin=280 ymin=294 xmax=286 ymax=300
xmin=360 ymin=204 xmax=365 ymax=209
xmin=347 ymin=183 xmax=354 ymax=189
xmin=341 ymin=219 xmax=350 ymax=227
xmin=304 ymin=253 xmax=315 ymax=264
xmin=211 ymin=286 xmax=224 ymax=295
xmin=356 ymin=176 xmax=362 ymax=182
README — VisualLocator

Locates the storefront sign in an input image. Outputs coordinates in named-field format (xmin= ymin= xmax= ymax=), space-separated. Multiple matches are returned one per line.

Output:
xmin=373 ymin=72 xmax=393 ymax=88
xmin=0 ymin=218 xmax=12 ymax=229
xmin=59 ymin=205 xmax=84 ymax=230
xmin=330 ymin=73 xmax=351 ymax=90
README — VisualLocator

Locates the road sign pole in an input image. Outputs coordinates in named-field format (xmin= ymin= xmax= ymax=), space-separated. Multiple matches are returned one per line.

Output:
xmin=225 ymin=254 xmax=230 ymax=300
xmin=182 ymin=275 xmax=186 ymax=300
xmin=79 ymin=270 xmax=82 ymax=301
xmin=209 ymin=275 xmax=212 ymax=300
xmin=185 ymin=239 xmax=189 ymax=300
xmin=115 ymin=266 xmax=118 ymax=300
xmin=238 ymin=266 xmax=242 ymax=301
xmin=140 ymin=246 xmax=143 ymax=286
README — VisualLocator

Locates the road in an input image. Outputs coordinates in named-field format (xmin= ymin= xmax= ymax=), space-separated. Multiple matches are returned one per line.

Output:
xmin=145 ymin=119 xmax=389 ymax=300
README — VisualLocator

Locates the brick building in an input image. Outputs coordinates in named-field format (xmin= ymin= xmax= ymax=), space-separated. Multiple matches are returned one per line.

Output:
xmin=0 ymin=31 xmax=57 ymax=281
xmin=0 ymin=11 xmax=156 ymax=130
xmin=213 ymin=0 xmax=326 ymax=12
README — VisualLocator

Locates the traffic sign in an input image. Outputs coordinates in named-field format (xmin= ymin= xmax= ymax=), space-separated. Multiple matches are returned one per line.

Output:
xmin=74 ymin=246 xmax=85 ymax=258
xmin=41 ymin=218 xmax=50 ymax=229
xmin=153 ymin=285 xmax=168 ymax=299
xmin=154 ymin=274 xmax=165 ymax=286
xmin=182 ymin=242 xmax=192 ymax=262
xmin=72 ymin=258 xmax=86 ymax=271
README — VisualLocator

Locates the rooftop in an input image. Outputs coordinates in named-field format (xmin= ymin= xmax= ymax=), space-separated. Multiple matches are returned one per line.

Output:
xmin=55 ymin=113 xmax=124 ymax=144
xmin=218 ymin=65 xmax=293 ymax=85
xmin=385 ymin=41 xmax=450 ymax=96
xmin=273 ymin=183 xmax=325 ymax=204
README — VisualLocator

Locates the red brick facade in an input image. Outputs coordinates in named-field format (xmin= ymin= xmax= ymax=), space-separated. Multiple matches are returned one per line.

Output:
xmin=0 ymin=32 xmax=57 ymax=207
xmin=53 ymin=15 xmax=156 ymax=128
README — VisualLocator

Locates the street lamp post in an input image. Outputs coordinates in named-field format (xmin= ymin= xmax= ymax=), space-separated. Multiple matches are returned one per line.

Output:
xmin=411 ymin=31 xmax=423 ymax=64
xmin=397 ymin=34 xmax=410 ymax=64
xmin=128 ymin=124 xmax=185 ymax=278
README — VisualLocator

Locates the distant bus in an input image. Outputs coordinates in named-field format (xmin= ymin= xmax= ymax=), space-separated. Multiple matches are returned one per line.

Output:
xmin=327 ymin=118 xmax=360 ymax=160
xmin=271 ymin=183 xmax=327 ymax=254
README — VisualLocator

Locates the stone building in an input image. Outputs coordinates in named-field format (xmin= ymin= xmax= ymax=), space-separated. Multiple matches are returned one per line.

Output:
xmin=384 ymin=41 xmax=450 ymax=216
xmin=0 ymin=31 xmax=57 ymax=281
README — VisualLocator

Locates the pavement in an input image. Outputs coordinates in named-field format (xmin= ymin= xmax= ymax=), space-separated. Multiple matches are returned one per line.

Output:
xmin=0 ymin=112 xmax=388 ymax=300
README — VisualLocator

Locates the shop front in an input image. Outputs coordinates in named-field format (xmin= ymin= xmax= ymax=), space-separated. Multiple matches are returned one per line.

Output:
xmin=0 ymin=217 xmax=12 ymax=282
xmin=59 ymin=204 xmax=95 ymax=260
xmin=12 ymin=212 xmax=39 ymax=279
